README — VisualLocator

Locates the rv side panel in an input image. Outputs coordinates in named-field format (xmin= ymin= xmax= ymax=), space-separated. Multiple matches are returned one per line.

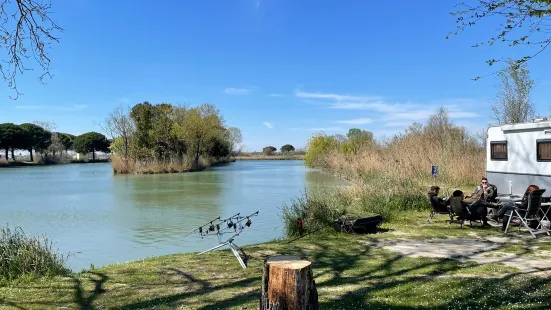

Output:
xmin=486 ymin=122 xmax=551 ymax=195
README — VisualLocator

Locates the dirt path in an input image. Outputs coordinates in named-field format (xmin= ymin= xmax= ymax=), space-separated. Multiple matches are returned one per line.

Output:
xmin=366 ymin=237 xmax=551 ymax=275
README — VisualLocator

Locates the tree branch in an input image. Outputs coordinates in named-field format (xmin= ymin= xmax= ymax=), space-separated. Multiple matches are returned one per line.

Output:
xmin=0 ymin=0 xmax=62 ymax=99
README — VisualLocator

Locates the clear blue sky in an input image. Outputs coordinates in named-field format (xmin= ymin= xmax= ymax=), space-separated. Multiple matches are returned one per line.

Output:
xmin=1 ymin=0 xmax=550 ymax=151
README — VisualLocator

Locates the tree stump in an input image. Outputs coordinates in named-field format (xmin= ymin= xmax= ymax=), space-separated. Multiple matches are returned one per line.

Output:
xmin=260 ymin=255 xmax=319 ymax=310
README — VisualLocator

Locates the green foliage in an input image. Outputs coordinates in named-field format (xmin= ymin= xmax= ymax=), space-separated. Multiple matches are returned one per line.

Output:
xmin=73 ymin=132 xmax=110 ymax=160
xmin=341 ymin=128 xmax=373 ymax=155
xmin=0 ymin=226 xmax=69 ymax=282
xmin=281 ymin=189 xmax=347 ymax=237
xmin=304 ymin=135 xmax=338 ymax=167
xmin=0 ymin=123 xmax=26 ymax=153
xmin=108 ymin=101 xmax=236 ymax=173
xmin=262 ymin=146 xmax=277 ymax=154
xmin=19 ymin=123 xmax=51 ymax=152
xmin=56 ymin=133 xmax=75 ymax=151
xmin=280 ymin=144 xmax=295 ymax=153
xmin=492 ymin=60 xmax=535 ymax=124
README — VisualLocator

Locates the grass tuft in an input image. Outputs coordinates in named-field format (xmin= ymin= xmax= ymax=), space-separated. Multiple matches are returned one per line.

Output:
xmin=0 ymin=226 xmax=69 ymax=283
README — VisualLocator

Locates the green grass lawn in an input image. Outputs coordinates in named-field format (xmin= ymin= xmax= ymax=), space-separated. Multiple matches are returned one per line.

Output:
xmin=2 ymin=212 xmax=551 ymax=309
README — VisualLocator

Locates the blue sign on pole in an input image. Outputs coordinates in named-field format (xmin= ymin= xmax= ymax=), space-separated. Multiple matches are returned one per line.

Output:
xmin=431 ymin=165 xmax=438 ymax=177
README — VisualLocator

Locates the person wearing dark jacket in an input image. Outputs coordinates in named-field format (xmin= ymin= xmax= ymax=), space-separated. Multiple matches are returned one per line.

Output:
xmin=492 ymin=185 xmax=539 ymax=232
xmin=428 ymin=186 xmax=449 ymax=212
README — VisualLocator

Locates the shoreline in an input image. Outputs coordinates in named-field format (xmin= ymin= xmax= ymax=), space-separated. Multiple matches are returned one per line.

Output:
xmin=3 ymin=213 xmax=551 ymax=308
xmin=0 ymin=159 xmax=110 ymax=168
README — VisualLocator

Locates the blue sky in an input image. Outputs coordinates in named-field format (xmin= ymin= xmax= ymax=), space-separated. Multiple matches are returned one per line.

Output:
xmin=0 ymin=0 xmax=550 ymax=151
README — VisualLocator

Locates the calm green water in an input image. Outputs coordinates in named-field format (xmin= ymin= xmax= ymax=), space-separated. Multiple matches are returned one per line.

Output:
xmin=0 ymin=160 xmax=345 ymax=271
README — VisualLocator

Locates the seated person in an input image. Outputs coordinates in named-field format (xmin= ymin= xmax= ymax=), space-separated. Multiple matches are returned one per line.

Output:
xmin=451 ymin=190 xmax=490 ymax=226
xmin=428 ymin=186 xmax=449 ymax=212
xmin=491 ymin=185 xmax=539 ymax=232
xmin=464 ymin=177 xmax=497 ymax=203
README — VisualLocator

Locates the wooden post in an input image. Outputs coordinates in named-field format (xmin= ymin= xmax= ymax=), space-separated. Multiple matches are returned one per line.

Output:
xmin=260 ymin=255 xmax=319 ymax=310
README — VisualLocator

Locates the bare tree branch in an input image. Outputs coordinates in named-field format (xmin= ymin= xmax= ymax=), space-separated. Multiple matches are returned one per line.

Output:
xmin=0 ymin=0 xmax=62 ymax=99
xmin=448 ymin=0 xmax=551 ymax=80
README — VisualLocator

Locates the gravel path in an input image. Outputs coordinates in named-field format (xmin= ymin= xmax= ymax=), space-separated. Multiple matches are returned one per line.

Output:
xmin=366 ymin=237 xmax=551 ymax=275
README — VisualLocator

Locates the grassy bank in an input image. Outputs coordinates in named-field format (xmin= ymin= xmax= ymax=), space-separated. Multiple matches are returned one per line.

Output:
xmin=234 ymin=152 xmax=305 ymax=160
xmin=2 ymin=217 xmax=551 ymax=309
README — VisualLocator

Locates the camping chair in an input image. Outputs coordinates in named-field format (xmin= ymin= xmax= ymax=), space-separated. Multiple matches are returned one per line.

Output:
xmin=504 ymin=189 xmax=547 ymax=238
xmin=427 ymin=195 xmax=453 ymax=223
xmin=447 ymin=197 xmax=484 ymax=229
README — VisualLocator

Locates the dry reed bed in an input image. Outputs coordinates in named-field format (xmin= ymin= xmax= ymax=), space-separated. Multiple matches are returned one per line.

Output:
xmin=313 ymin=130 xmax=485 ymax=193
xmin=110 ymin=155 xmax=211 ymax=174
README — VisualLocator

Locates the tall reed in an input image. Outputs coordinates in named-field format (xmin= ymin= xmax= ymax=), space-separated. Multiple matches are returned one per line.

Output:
xmin=0 ymin=226 xmax=69 ymax=282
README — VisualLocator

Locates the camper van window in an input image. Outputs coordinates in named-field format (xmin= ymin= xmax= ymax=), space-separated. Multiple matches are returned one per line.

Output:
xmin=490 ymin=141 xmax=508 ymax=161
xmin=537 ymin=139 xmax=551 ymax=162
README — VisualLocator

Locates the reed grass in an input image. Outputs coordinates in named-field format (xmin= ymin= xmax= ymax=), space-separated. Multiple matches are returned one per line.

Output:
xmin=284 ymin=110 xmax=486 ymax=236
xmin=0 ymin=226 xmax=69 ymax=283
xmin=110 ymin=154 xmax=230 ymax=174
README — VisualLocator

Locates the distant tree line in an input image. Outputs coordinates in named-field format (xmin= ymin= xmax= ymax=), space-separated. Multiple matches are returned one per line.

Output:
xmin=262 ymin=144 xmax=297 ymax=155
xmin=103 ymin=102 xmax=242 ymax=173
xmin=0 ymin=122 xmax=109 ymax=162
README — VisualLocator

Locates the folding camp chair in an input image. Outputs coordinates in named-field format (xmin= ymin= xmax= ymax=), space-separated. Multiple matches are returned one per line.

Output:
xmin=427 ymin=195 xmax=452 ymax=223
xmin=504 ymin=189 xmax=547 ymax=238
xmin=447 ymin=197 xmax=484 ymax=229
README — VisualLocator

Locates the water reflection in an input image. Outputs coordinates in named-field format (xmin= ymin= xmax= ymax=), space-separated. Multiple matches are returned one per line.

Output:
xmin=0 ymin=160 xmax=346 ymax=270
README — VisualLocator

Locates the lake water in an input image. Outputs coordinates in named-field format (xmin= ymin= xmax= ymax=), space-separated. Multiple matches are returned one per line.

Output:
xmin=0 ymin=160 xmax=345 ymax=271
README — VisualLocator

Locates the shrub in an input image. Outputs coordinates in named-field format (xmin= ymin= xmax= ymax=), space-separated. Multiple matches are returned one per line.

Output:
xmin=281 ymin=187 xmax=430 ymax=237
xmin=0 ymin=226 xmax=69 ymax=282
xmin=281 ymin=189 xmax=348 ymax=237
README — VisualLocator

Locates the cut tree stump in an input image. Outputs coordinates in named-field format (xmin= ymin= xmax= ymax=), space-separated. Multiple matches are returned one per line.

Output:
xmin=260 ymin=255 xmax=319 ymax=310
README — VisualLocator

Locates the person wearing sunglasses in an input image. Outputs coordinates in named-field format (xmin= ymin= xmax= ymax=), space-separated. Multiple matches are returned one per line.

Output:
xmin=463 ymin=177 xmax=493 ymax=227
xmin=465 ymin=177 xmax=490 ymax=201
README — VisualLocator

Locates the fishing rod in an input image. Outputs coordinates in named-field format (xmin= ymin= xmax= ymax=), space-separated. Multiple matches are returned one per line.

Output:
xmin=184 ymin=216 xmax=221 ymax=238
xmin=186 ymin=210 xmax=260 ymax=269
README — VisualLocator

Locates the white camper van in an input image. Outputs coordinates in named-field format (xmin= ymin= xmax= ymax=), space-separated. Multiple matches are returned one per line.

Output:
xmin=486 ymin=118 xmax=551 ymax=196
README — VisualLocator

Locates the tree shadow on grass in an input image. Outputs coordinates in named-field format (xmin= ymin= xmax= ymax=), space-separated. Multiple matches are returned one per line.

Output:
xmin=71 ymin=271 xmax=108 ymax=310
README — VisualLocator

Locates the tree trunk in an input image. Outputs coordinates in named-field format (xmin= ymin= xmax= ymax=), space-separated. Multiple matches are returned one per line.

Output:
xmin=4 ymin=148 xmax=8 ymax=161
xmin=260 ymin=256 xmax=319 ymax=310
xmin=10 ymin=149 xmax=15 ymax=161
xmin=29 ymin=149 xmax=34 ymax=162
xmin=92 ymin=151 xmax=96 ymax=161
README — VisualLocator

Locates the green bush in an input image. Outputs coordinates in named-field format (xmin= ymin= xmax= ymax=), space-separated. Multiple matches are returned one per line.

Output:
xmin=303 ymin=135 xmax=339 ymax=168
xmin=281 ymin=189 xmax=349 ymax=237
xmin=0 ymin=226 xmax=69 ymax=283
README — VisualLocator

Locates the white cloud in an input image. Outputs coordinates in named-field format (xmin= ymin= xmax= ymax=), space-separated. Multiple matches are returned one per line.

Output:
xmin=269 ymin=93 xmax=282 ymax=97
xmin=15 ymin=105 xmax=43 ymax=110
xmin=295 ymin=90 xmax=381 ymax=102
xmin=263 ymin=121 xmax=274 ymax=129
xmin=224 ymin=88 xmax=252 ymax=95
xmin=336 ymin=118 xmax=373 ymax=125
